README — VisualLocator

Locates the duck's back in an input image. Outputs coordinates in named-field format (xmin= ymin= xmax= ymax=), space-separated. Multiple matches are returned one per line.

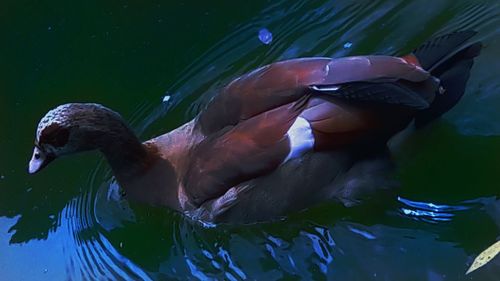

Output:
xmin=196 ymin=56 xmax=432 ymax=136
xmin=180 ymin=31 xmax=481 ymax=222
xmin=182 ymin=56 xmax=433 ymax=210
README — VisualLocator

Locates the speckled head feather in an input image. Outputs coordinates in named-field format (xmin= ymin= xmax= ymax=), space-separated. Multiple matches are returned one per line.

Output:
xmin=29 ymin=103 xmax=140 ymax=174
xmin=36 ymin=104 xmax=72 ymax=142
xmin=35 ymin=104 xmax=74 ymax=155
xmin=35 ymin=103 xmax=125 ymax=155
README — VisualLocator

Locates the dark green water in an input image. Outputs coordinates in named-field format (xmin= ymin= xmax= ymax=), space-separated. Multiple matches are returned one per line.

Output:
xmin=1 ymin=0 xmax=499 ymax=280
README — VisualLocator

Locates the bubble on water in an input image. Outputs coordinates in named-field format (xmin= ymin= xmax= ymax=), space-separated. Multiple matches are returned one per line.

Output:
xmin=258 ymin=28 xmax=273 ymax=45
xmin=343 ymin=41 xmax=353 ymax=49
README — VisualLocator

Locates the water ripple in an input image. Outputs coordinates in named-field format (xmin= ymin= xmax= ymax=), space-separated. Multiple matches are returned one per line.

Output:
xmin=37 ymin=0 xmax=500 ymax=279
xmin=397 ymin=196 xmax=479 ymax=223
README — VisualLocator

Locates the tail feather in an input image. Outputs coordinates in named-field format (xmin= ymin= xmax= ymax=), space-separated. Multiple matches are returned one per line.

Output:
xmin=413 ymin=30 xmax=477 ymax=71
xmin=411 ymin=31 xmax=482 ymax=128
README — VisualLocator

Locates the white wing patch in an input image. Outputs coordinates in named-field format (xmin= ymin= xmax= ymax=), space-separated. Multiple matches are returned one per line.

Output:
xmin=310 ymin=85 xmax=340 ymax=91
xmin=283 ymin=117 xmax=315 ymax=163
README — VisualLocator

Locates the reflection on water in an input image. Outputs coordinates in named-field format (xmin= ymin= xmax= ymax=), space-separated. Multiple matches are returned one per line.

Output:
xmin=397 ymin=196 xmax=476 ymax=223
xmin=1 ymin=0 xmax=499 ymax=280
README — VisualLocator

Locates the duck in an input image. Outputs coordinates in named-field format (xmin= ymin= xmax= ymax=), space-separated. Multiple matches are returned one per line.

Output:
xmin=28 ymin=31 xmax=481 ymax=223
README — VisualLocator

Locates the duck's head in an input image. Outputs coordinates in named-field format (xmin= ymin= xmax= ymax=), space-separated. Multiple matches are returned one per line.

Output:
xmin=28 ymin=103 xmax=135 ymax=174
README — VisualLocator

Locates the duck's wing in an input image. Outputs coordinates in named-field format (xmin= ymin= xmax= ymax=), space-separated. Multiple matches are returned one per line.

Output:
xmin=309 ymin=80 xmax=437 ymax=110
xmin=196 ymin=56 xmax=434 ymax=136
xmin=185 ymin=98 xmax=307 ymax=206
xmin=187 ymin=56 xmax=436 ymax=207
xmin=196 ymin=58 xmax=329 ymax=135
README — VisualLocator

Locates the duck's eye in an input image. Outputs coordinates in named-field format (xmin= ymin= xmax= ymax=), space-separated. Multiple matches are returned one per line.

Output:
xmin=34 ymin=152 xmax=41 ymax=160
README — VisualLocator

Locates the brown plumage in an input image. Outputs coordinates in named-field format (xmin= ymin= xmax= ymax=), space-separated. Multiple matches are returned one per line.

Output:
xmin=28 ymin=31 xmax=481 ymax=223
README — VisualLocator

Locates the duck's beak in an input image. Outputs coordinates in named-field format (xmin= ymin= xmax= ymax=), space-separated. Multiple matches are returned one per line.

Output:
xmin=28 ymin=146 xmax=54 ymax=174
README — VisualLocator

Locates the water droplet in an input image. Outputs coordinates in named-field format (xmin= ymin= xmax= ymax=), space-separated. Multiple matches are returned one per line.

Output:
xmin=26 ymin=187 xmax=33 ymax=192
xmin=0 ymin=175 xmax=4 ymax=180
xmin=43 ymin=269 xmax=48 ymax=273
xmin=343 ymin=41 xmax=353 ymax=49
xmin=162 ymin=95 xmax=171 ymax=103
xmin=258 ymin=28 xmax=273 ymax=45
xmin=119 ymin=242 xmax=123 ymax=248
xmin=48 ymin=214 xmax=55 ymax=220
xmin=47 ymin=26 xmax=52 ymax=31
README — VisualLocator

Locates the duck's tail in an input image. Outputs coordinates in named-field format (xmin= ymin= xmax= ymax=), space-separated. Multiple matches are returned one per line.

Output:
xmin=401 ymin=31 xmax=482 ymax=128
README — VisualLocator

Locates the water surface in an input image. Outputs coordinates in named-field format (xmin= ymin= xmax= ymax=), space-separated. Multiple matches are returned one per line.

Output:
xmin=1 ymin=0 xmax=499 ymax=280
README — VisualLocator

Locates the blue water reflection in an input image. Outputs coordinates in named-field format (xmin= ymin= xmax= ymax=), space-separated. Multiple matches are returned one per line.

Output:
xmin=397 ymin=196 xmax=477 ymax=223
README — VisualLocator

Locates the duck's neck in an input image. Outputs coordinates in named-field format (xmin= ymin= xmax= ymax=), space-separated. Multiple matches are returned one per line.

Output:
xmin=96 ymin=126 xmax=180 ymax=210
xmin=99 ymin=132 xmax=149 ymax=175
